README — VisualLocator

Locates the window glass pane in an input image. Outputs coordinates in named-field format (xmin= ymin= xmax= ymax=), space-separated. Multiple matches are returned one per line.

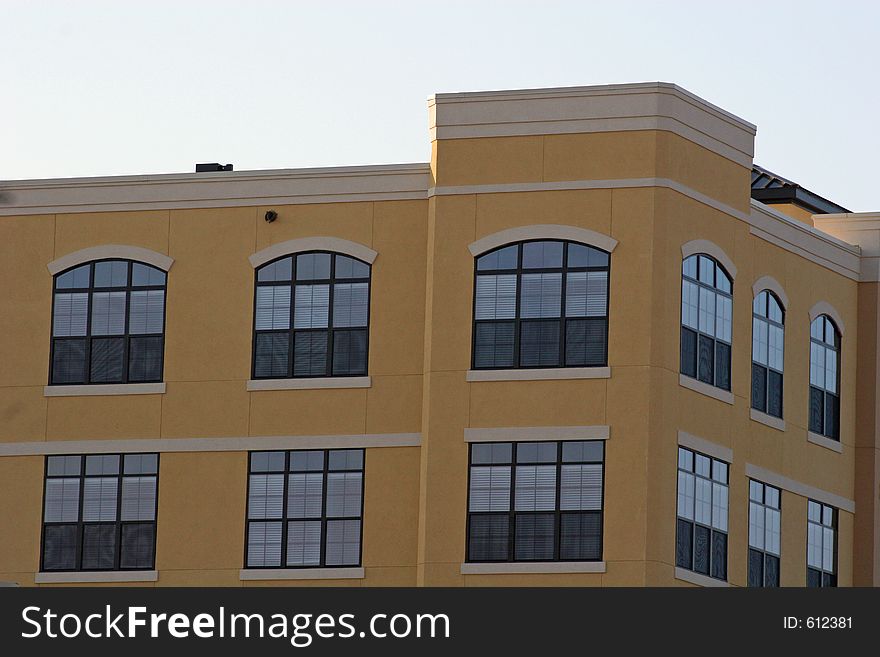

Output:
xmin=247 ymin=521 xmax=282 ymax=567
xmin=132 ymin=263 xmax=167 ymax=286
xmin=768 ymin=295 xmax=783 ymax=323
xmin=53 ymin=293 xmax=89 ymax=336
xmin=129 ymin=291 xmax=165 ymax=334
xmin=749 ymin=502 xmax=764 ymax=549
xmin=824 ymin=319 xmax=837 ymax=346
xmin=514 ymin=513 xmax=555 ymax=560
xmin=808 ymin=500 xmax=821 ymax=522
xmin=711 ymin=482 xmax=728 ymax=531
xmin=716 ymin=295 xmax=732 ymax=342
xmin=470 ymin=443 xmax=512 ymax=465
xmin=695 ymin=454 xmax=710 ymax=477
xmin=90 ymin=291 xmax=127 ymax=335
xmin=564 ymin=318 xmax=606 ymax=367
xmin=515 ymin=442 xmax=556 ymax=463
xmin=748 ymin=548 xmax=763 ymax=587
xmin=332 ymin=329 xmax=367 ymax=376
xmin=82 ymin=524 xmax=117 ymax=569
xmin=749 ymin=480 xmax=762 ymax=503
xmin=716 ymin=270 xmax=731 ymax=294
xmin=254 ymin=333 xmax=289 ymax=378
xmin=293 ymin=285 xmax=330 ymax=329
xmin=676 ymin=519 xmax=693 ymax=569
xmin=766 ymin=508 xmax=781 ymax=555
xmin=476 ymin=245 xmax=518 ymax=271
xmin=753 ymin=291 xmax=766 ymax=316
xmin=718 ymin=341 xmax=732 ymax=388
xmin=825 ymin=349 xmax=837 ymax=393
xmin=753 ymin=317 xmax=767 ymax=366
xmin=468 ymin=515 xmax=509 ymax=561
xmin=474 ymin=275 xmax=517 ymax=320
xmin=295 ymin=253 xmax=331 ymax=280
xmin=561 ymin=441 xmax=603 ymax=463
xmin=94 ymin=261 xmax=129 ymax=288
xmin=560 ymin=463 xmax=603 ymax=510
xmin=82 ymin=477 xmax=118 ymax=521
xmin=120 ymin=524 xmax=155 ymax=569
xmin=678 ymin=447 xmax=693 ymax=472
xmin=325 ymin=519 xmax=361 ymax=565
xmin=522 ymin=241 xmax=563 ymax=269
xmin=248 ymin=473 xmax=284 ymax=519
xmin=681 ymin=281 xmax=699 ymax=329
xmin=520 ymin=320 xmax=560 ymax=367
xmin=711 ymin=531 xmax=727 ymax=580
xmin=822 ymin=505 xmax=834 ymax=527
xmin=290 ymin=450 xmax=324 ymax=472
xmin=468 ymin=466 xmax=511 ymax=512
xmin=520 ymin=273 xmax=562 ymax=318
xmin=677 ymin=471 xmax=694 ymax=520
xmin=293 ymin=331 xmax=329 ymax=376
xmin=333 ymin=282 xmax=369 ymax=327
xmin=698 ymin=256 xmax=715 ymax=285
xmin=559 ymin=512 xmax=602 ymax=560
xmin=587 ymin=248 xmax=609 ymax=268
xmin=326 ymin=472 xmax=363 ymax=517
xmin=682 ymin=255 xmax=697 ymax=279
xmin=124 ymin=453 xmax=158 ymax=475
xmin=56 ymin=264 xmax=90 ymax=289
xmin=809 ymin=387 xmax=824 ymax=434
xmin=566 ymin=271 xmax=607 ymax=317
xmin=751 ymin=363 xmax=767 ymax=413
xmin=334 ymin=255 xmax=369 ymax=279
xmin=822 ymin=527 xmax=835 ymax=571
xmin=255 ymin=286 xmax=291 ymax=330
xmin=44 ymin=478 xmax=80 ymax=522
xmin=121 ymin=476 xmax=157 ymax=521
xmin=698 ymin=335 xmax=714 ymax=384
xmin=694 ymin=477 xmax=712 ymax=526
xmin=250 ymin=451 xmax=285 ymax=473
xmin=287 ymin=473 xmax=324 ymax=518
xmin=768 ymin=324 xmax=784 ymax=372
xmin=52 ymin=339 xmax=88 ymax=384
xmin=698 ymin=288 xmax=716 ymax=336
xmin=286 ymin=520 xmax=321 ymax=566
xmin=680 ymin=328 xmax=697 ymax=378
xmin=48 ymin=455 xmax=82 ymax=476
xmin=42 ymin=525 xmax=78 ymax=570
xmin=514 ymin=465 xmax=556 ymax=511
xmin=567 ymin=243 xmax=590 ymax=268
xmin=90 ymin=337 xmax=125 ymax=383
xmin=712 ymin=461 xmax=728 ymax=484
xmin=765 ymin=486 xmax=779 ymax=509
xmin=257 ymin=257 xmax=292 ymax=283
xmin=810 ymin=318 xmax=823 ymax=340
xmin=693 ymin=524 xmax=710 ymax=574
xmin=767 ymin=370 xmax=783 ymax=418
xmin=129 ymin=336 xmax=163 ymax=382
xmin=807 ymin=522 xmax=822 ymax=567
xmin=328 ymin=450 xmax=363 ymax=470
xmin=765 ymin=554 xmax=780 ymax=587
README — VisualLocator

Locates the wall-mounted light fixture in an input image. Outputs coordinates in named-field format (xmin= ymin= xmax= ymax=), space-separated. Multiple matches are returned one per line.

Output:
xmin=264 ymin=210 xmax=278 ymax=223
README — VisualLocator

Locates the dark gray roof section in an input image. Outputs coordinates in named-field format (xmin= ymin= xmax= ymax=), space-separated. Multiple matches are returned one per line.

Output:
xmin=751 ymin=164 xmax=850 ymax=215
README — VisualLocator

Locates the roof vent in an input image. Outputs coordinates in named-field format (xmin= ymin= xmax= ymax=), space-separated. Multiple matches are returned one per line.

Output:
xmin=195 ymin=163 xmax=234 ymax=172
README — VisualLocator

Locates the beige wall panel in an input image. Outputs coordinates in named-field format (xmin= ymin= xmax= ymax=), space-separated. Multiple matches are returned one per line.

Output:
xmin=160 ymin=381 xmax=250 ymax=438
xmin=0 ymin=456 xmax=43 ymax=575
xmin=369 ymin=200 xmax=428 ymax=376
xmin=155 ymin=452 xmax=247 ymax=571
xmin=0 ymin=387 xmax=47 ymax=442
xmin=46 ymin=394 xmax=161 ymax=440
xmin=361 ymin=566 xmax=417 ymax=586
xmin=0 ymin=214 xmax=55 ymax=387
xmin=543 ymin=131 xmax=657 ymax=183
xmin=434 ymin=136 xmax=543 ymax=187
xmin=362 ymin=447 xmax=420 ymax=569
xmin=253 ymin=202 xmax=373 ymax=252
xmin=837 ymin=511 xmax=853 ymax=586
xmin=473 ymin=189 xmax=612 ymax=242
xmin=248 ymin=389 xmax=367 ymax=436
xmin=463 ymin=573 xmax=602 ymax=587
xmin=468 ymin=379 xmax=606 ymax=428
xmin=602 ymin=560 xmax=647 ymax=586
xmin=156 ymin=570 xmax=242 ymax=586
xmin=165 ymin=207 xmax=255 ymax=382
xmin=54 ymin=210 xmax=170 ymax=258
xmin=780 ymin=490 xmax=806 ymax=586
xmin=365 ymin=375 xmax=422 ymax=434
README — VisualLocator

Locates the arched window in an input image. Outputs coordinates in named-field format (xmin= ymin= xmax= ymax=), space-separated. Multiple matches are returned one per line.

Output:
xmin=809 ymin=315 xmax=840 ymax=440
xmin=50 ymin=260 xmax=167 ymax=385
xmin=680 ymin=254 xmax=732 ymax=391
xmin=472 ymin=240 xmax=610 ymax=370
xmin=252 ymin=252 xmax=370 ymax=379
xmin=751 ymin=291 xmax=784 ymax=418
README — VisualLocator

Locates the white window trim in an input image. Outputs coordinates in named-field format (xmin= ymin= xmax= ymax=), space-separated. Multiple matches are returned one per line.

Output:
xmin=679 ymin=374 xmax=734 ymax=405
xmin=681 ymin=240 xmax=737 ymax=279
xmin=467 ymin=224 xmax=618 ymax=257
xmin=44 ymin=383 xmax=166 ymax=397
xmin=239 ymin=567 xmax=364 ymax=581
xmin=467 ymin=367 xmax=610 ymax=382
xmin=247 ymin=377 xmax=371 ymax=391
xmin=752 ymin=276 xmax=790 ymax=309
xmin=807 ymin=431 xmax=844 ymax=454
xmin=35 ymin=570 xmax=158 ymax=584
xmin=750 ymin=408 xmax=786 ymax=432
xmin=809 ymin=301 xmax=846 ymax=336
xmin=47 ymin=245 xmax=173 ymax=275
xmin=674 ymin=567 xmax=731 ymax=587
xmin=249 ymin=237 xmax=377 ymax=269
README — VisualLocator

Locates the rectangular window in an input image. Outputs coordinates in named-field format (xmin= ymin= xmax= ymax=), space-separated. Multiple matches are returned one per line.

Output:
xmin=245 ymin=449 xmax=365 ymax=568
xmin=676 ymin=446 xmax=728 ymax=581
xmin=748 ymin=480 xmax=781 ymax=587
xmin=466 ymin=440 xmax=604 ymax=563
xmin=807 ymin=500 xmax=837 ymax=587
xmin=41 ymin=453 xmax=158 ymax=571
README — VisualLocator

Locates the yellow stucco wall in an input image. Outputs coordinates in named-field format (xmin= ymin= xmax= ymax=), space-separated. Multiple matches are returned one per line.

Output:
xmin=0 ymin=125 xmax=860 ymax=587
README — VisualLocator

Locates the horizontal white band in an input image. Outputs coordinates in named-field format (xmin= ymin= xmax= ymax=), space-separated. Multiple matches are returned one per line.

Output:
xmin=48 ymin=245 xmax=173 ymax=275
xmin=239 ymin=567 xmax=364 ymax=581
xmin=679 ymin=375 xmax=734 ymax=405
xmin=247 ymin=377 xmax=371 ymax=391
xmin=677 ymin=430 xmax=733 ymax=463
xmin=674 ymin=567 xmax=730 ymax=587
xmin=0 ymin=433 xmax=422 ymax=457
xmin=807 ymin=432 xmax=844 ymax=454
xmin=745 ymin=463 xmax=854 ymax=513
xmin=35 ymin=570 xmax=158 ymax=584
xmin=44 ymin=383 xmax=166 ymax=397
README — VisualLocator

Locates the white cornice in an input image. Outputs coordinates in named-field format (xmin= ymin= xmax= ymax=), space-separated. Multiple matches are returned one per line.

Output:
xmin=0 ymin=163 xmax=432 ymax=216
xmin=429 ymin=82 xmax=756 ymax=168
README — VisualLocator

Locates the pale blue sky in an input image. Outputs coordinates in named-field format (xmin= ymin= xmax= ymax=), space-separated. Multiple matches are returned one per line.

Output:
xmin=2 ymin=1 xmax=878 ymax=210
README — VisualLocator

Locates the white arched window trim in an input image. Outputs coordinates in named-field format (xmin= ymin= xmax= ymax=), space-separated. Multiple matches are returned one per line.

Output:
xmin=468 ymin=224 xmax=618 ymax=257
xmin=809 ymin=301 xmax=845 ymax=336
xmin=48 ymin=245 xmax=173 ymax=275
xmin=249 ymin=237 xmax=377 ymax=269
xmin=681 ymin=239 xmax=737 ymax=280
xmin=752 ymin=276 xmax=789 ymax=310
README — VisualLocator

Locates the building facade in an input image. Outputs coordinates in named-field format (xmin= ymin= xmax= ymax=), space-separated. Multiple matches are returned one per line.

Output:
xmin=1 ymin=82 xmax=878 ymax=587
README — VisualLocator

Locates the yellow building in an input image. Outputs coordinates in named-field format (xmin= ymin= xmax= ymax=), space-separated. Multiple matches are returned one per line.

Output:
xmin=0 ymin=82 xmax=877 ymax=587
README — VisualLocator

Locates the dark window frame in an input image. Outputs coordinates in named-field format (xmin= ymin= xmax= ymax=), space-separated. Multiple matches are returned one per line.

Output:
xmin=809 ymin=315 xmax=841 ymax=440
xmin=39 ymin=453 xmax=159 ymax=572
xmin=751 ymin=291 xmax=785 ymax=418
xmin=747 ymin=479 xmax=781 ymax=588
xmin=470 ymin=239 xmax=611 ymax=370
xmin=251 ymin=252 xmax=372 ymax=379
xmin=49 ymin=259 xmax=167 ymax=386
xmin=675 ymin=446 xmax=729 ymax=581
xmin=244 ymin=449 xmax=366 ymax=569
xmin=465 ymin=440 xmax=605 ymax=563
xmin=807 ymin=500 xmax=837 ymax=588
xmin=680 ymin=254 xmax=733 ymax=392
